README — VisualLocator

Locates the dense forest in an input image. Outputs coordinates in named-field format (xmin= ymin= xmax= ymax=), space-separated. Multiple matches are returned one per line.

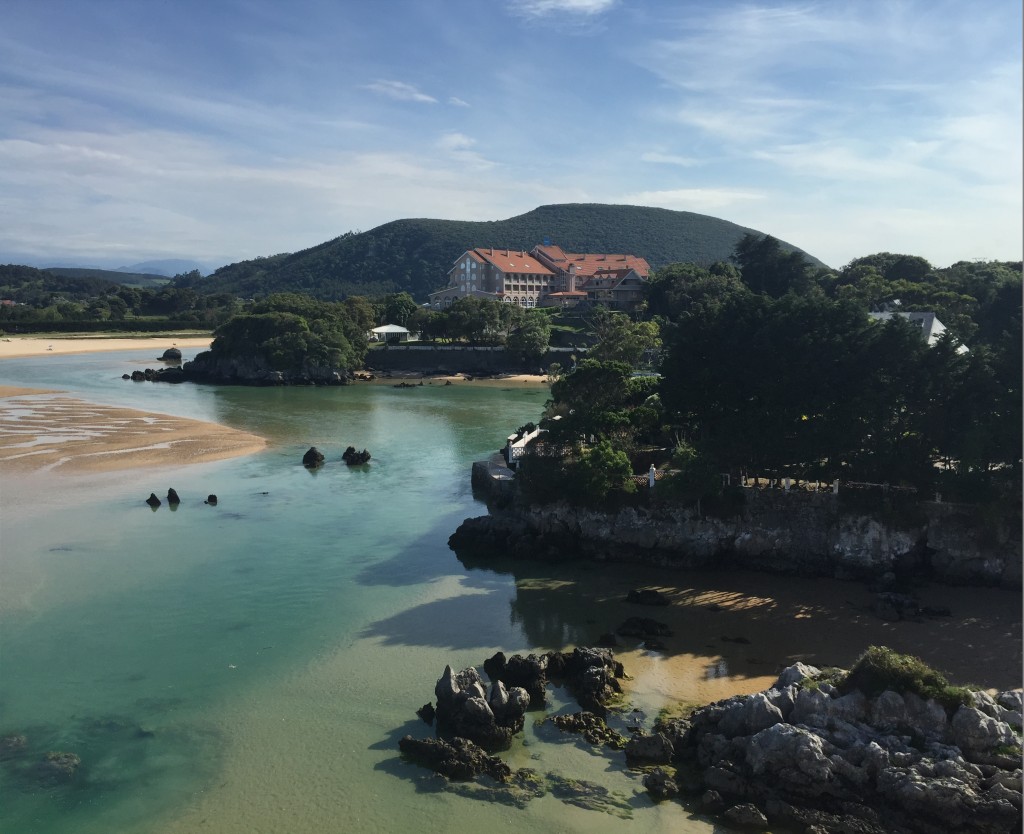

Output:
xmin=175 ymin=204 xmax=822 ymax=301
xmin=0 ymin=265 xmax=241 ymax=328
xmin=528 ymin=236 xmax=1021 ymax=505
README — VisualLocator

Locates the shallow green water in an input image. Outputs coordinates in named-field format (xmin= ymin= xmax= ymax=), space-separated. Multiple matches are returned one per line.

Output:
xmin=0 ymin=353 xmax=714 ymax=834
xmin=1 ymin=351 xmax=1019 ymax=834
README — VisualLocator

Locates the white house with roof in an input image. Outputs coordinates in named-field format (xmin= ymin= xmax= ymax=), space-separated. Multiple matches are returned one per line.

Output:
xmin=428 ymin=244 xmax=651 ymax=311
xmin=868 ymin=311 xmax=968 ymax=352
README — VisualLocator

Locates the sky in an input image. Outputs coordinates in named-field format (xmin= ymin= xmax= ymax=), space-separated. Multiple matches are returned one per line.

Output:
xmin=0 ymin=0 xmax=1020 ymax=272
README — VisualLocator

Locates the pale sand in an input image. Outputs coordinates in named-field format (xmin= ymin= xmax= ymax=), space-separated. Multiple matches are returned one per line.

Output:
xmin=0 ymin=335 xmax=213 ymax=360
xmin=0 ymin=385 xmax=266 ymax=475
xmin=354 ymin=369 xmax=551 ymax=386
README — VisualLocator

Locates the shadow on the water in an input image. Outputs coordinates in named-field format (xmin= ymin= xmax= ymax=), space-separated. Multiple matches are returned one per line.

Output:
xmin=450 ymin=548 xmax=1024 ymax=689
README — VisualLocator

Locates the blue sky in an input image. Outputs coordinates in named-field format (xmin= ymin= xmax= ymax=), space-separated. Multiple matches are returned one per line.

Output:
xmin=1 ymin=0 xmax=1020 ymax=271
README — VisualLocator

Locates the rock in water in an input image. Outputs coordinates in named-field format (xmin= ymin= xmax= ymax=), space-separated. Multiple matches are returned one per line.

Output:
xmin=159 ymin=347 xmax=182 ymax=361
xmin=167 ymin=488 xmax=180 ymax=505
xmin=145 ymin=493 xmax=161 ymax=508
xmin=341 ymin=446 xmax=371 ymax=465
xmin=302 ymin=447 xmax=324 ymax=467
xmin=205 ymin=494 xmax=218 ymax=505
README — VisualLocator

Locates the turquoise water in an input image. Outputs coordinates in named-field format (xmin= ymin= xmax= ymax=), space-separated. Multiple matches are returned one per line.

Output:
xmin=1 ymin=351 xmax=1019 ymax=834
xmin=0 ymin=352 xmax=711 ymax=834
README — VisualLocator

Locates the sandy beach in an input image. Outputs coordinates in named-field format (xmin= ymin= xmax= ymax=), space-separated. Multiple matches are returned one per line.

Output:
xmin=0 ymin=334 xmax=213 ymax=360
xmin=0 ymin=337 xmax=546 ymax=475
xmin=0 ymin=336 xmax=265 ymax=474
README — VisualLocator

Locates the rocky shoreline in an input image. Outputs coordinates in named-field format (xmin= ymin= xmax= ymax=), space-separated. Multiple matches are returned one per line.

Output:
xmin=652 ymin=659 xmax=1023 ymax=833
xmin=397 ymin=647 xmax=1023 ymax=832
xmin=449 ymin=487 xmax=1022 ymax=588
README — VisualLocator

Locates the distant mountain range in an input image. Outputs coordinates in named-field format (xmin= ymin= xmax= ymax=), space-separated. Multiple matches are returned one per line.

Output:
xmin=44 ymin=267 xmax=173 ymax=289
xmin=178 ymin=204 xmax=825 ymax=301
xmin=116 ymin=259 xmax=207 ymax=277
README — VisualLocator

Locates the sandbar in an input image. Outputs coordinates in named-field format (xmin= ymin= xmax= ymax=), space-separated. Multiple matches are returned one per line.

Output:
xmin=0 ymin=385 xmax=266 ymax=475
xmin=0 ymin=335 xmax=213 ymax=360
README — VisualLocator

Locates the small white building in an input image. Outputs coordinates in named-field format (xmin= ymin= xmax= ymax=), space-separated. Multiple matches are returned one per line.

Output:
xmin=370 ymin=324 xmax=413 ymax=342
xmin=868 ymin=311 xmax=968 ymax=352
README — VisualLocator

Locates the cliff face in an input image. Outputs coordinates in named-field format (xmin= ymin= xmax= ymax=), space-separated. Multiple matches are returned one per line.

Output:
xmin=183 ymin=353 xmax=352 ymax=385
xmin=453 ymin=486 xmax=1021 ymax=587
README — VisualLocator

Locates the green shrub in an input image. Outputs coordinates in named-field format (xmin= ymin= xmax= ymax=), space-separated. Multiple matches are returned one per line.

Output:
xmin=837 ymin=646 xmax=973 ymax=712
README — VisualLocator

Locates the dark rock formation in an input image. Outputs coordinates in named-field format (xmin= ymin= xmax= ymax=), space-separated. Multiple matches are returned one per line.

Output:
xmin=159 ymin=347 xmax=182 ymax=361
xmin=145 ymin=493 xmax=161 ymax=508
xmin=544 ymin=647 xmax=624 ymax=717
xmin=626 ymin=588 xmax=671 ymax=606
xmin=643 ymin=767 xmax=679 ymax=800
xmin=430 ymin=664 xmax=531 ymax=751
xmin=166 ymin=488 xmax=180 ymax=505
xmin=205 ymin=494 xmax=218 ymax=505
xmin=624 ymin=731 xmax=674 ymax=764
xmin=656 ymin=663 xmax=1024 ymax=834
xmin=398 ymin=735 xmax=511 ymax=782
xmin=341 ymin=446 xmax=371 ymax=465
xmin=129 ymin=352 xmax=353 ymax=386
xmin=546 ymin=711 xmax=628 ymax=749
xmin=616 ymin=616 xmax=672 ymax=639
xmin=302 ymin=447 xmax=324 ymax=468
xmin=450 ymin=488 xmax=1022 ymax=587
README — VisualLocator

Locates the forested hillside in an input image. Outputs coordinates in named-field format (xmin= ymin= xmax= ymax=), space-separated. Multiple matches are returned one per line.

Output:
xmin=180 ymin=204 xmax=822 ymax=302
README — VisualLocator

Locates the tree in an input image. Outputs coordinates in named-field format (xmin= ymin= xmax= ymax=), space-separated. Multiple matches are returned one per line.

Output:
xmin=588 ymin=310 xmax=661 ymax=367
xmin=546 ymin=359 xmax=633 ymax=442
xmin=574 ymin=440 xmax=635 ymax=502
xmin=382 ymin=292 xmax=418 ymax=326
xmin=733 ymin=234 xmax=812 ymax=298
xmin=506 ymin=312 xmax=551 ymax=366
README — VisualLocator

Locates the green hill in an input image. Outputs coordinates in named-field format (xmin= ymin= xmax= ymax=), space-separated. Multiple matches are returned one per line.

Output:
xmin=184 ymin=204 xmax=825 ymax=302
xmin=45 ymin=267 xmax=172 ymax=289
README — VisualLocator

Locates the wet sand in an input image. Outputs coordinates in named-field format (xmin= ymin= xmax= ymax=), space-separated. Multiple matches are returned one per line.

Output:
xmin=0 ymin=385 xmax=266 ymax=475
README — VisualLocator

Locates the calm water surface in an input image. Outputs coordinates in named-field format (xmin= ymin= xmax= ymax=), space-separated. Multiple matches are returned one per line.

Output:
xmin=0 ymin=350 xmax=1019 ymax=834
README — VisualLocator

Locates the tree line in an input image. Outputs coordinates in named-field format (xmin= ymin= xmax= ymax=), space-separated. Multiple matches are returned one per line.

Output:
xmin=531 ymin=236 xmax=1021 ymax=504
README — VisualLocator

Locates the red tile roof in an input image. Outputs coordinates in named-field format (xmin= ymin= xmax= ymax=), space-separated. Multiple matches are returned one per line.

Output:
xmin=532 ymin=245 xmax=650 ymax=278
xmin=473 ymin=248 xmax=554 ymax=275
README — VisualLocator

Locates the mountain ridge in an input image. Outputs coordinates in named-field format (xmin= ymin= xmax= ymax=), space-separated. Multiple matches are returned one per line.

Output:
xmin=180 ymin=203 xmax=825 ymax=301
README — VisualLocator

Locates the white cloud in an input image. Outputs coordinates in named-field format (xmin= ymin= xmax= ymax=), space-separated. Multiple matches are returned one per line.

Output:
xmin=510 ymin=0 xmax=616 ymax=17
xmin=617 ymin=187 xmax=766 ymax=213
xmin=363 ymin=80 xmax=437 ymax=104
xmin=448 ymin=96 xmax=471 ymax=108
xmin=640 ymin=151 xmax=699 ymax=167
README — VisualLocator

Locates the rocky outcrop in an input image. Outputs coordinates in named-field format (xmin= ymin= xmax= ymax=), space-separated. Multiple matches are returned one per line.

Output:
xmin=145 ymin=492 xmax=161 ymax=508
xmin=398 ymin=735 xmax=511 ymax=782
xmin=130 ymin=353 xmax=353 ymax=386
xmin=159 ymin=347 xmax=182 ymax=361
xmin=656 ymin=663 xmax=1023 ymax=833
xmin=341 ymin=446 xmax=371 ymax=465
xmin=449 ymin=490 xmax=1022 ymax=587
xmin=415 ymin=648 xmax=625 ymax=757
xmin=302 ymin=447 xmax=324 ymax=468
xmin=431 ymin=664 xmax=530 ymax=752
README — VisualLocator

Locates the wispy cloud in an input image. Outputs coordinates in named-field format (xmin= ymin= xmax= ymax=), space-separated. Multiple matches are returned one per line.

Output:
xmin=617 ymin=187 xmax=765 ymax=213
xmin=510 ymin=0 xmax=616 ymax=17
xmin=640 ymin=151 xmax=699 ymax=167
xmin=448 ymin=96 xmax=471 ymax=108
xmin=363 ymin=80 xmax=437 ymax=104
xmin=436 ymin=132 xmax=496 ymax=171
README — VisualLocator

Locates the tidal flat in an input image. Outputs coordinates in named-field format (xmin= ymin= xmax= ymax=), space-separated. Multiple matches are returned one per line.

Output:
xmin=0 ymin=349 xmax=1018 ymax=834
